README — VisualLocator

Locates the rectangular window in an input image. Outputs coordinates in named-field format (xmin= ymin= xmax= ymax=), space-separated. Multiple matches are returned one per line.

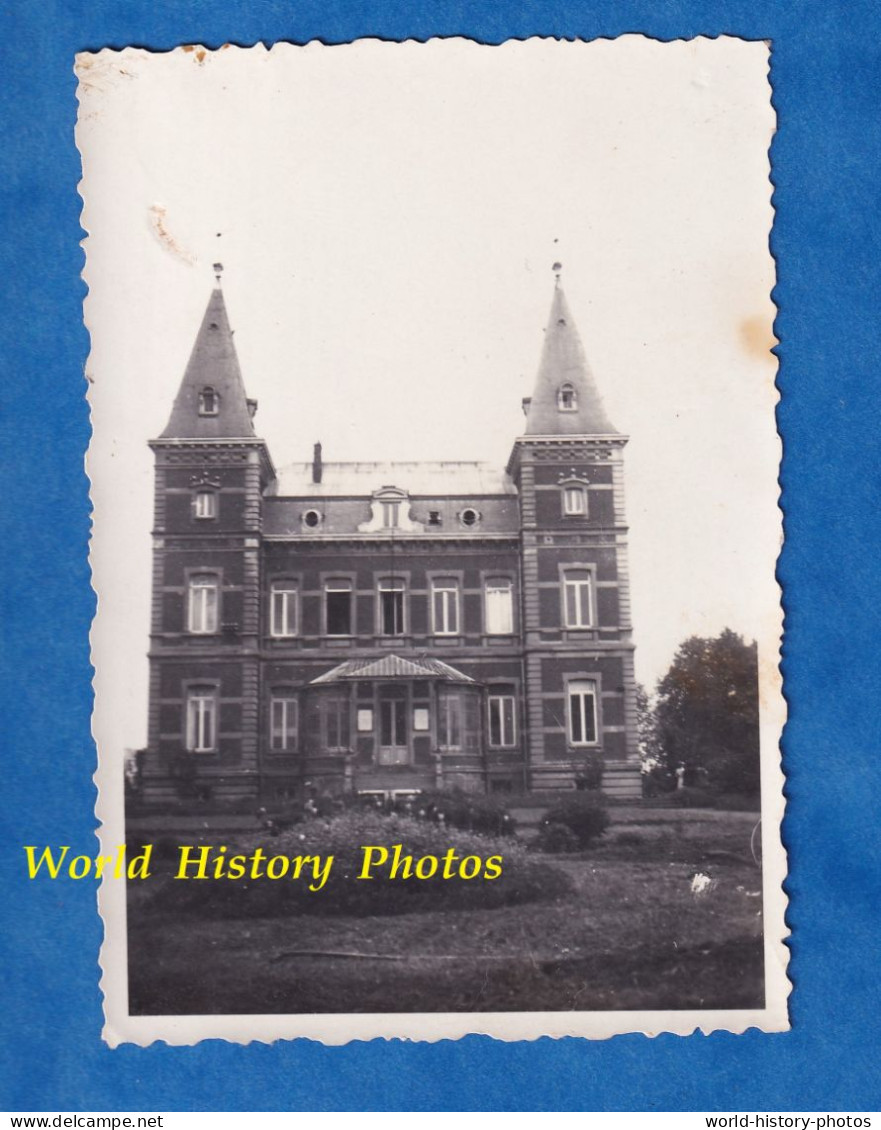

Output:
xmin=563 ymin=568 xmax=593 ymax=628
xmin=357 ymin=707 xmax=374 ymax=733
xmin=325 ymin=580 xmax=352 ymax=636
xmin=485 ymin=578 xmax=514 ymax=635
xmin=187 ymin=574 xmax=219 ymax=634
xmin=324 ymin=694 xmax=350 ymax=750
xmin=378 ymin=578 xmax=405 ymax=635
xmin=438 ymin=689 xmax=463 ymax=749
xmin=380 ymin=699 xmax=407 ymax=747
xmin=568 ymin=679 xmax=598 ymax=746
xmin=413 ymin=706 xmax=430 ymax=732
xmin=270 ymin=694 xmax=298 ymax=752
xmin=193 ymin=491 xmax=217 ymax=519
xmin=381 ymin=500 xmax=400 ymax=528
xmin=488 ymin=694 xmax=516 ymax=747
xmin=270 ymin=581 xmax=298 ymax=637
xmin=186 ymin=688 xmax=217 ymax=752
xmin=431 ymin=578 xmax=460 ymax=635
xmin=563 ymin=485 xmax=587 ymax=515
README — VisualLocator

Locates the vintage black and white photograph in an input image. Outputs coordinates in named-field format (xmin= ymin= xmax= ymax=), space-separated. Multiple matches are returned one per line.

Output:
xmin=77 ymin=37 xmax=787 ymax=1044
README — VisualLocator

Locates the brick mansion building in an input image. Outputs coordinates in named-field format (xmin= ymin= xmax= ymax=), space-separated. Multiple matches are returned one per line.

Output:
xmin=140 ymin=268 xmax=641 ymax=804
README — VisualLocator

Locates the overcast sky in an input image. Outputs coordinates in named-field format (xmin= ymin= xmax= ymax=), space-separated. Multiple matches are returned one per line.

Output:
xmin=78 ymin=37 xmax=779 ymax=757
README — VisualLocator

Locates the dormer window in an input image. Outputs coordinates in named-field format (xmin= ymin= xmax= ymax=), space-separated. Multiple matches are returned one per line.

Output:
xmin=198 ymin=386 xmax=219 ymax=416
xmin=558 ymin=383 xmax=577 ymax=411
xmin=358 ymin=486 xmax=419 ymax=534
xmin=381 ymin=500 xmax=400 ymax=528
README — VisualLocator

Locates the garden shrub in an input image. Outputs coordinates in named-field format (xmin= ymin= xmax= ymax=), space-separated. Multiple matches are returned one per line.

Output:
xmin=573 ymin=755 xmax=604 ymax=792
xmin=411 ymin=788 xmax=517 ymax=837
xmin=641 ymin=766 xmax=677 ymax=798
xmin=146 ymin=809 xmax=570 ymax=920
xmin=534 ymin=821 xmax=579 ymax=854
xmin=538 ymin=794 xmax=610 ymax=849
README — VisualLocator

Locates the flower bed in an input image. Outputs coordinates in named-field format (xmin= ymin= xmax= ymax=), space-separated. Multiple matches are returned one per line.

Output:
xmin=145 ymin=810 xmax=571 ymax=919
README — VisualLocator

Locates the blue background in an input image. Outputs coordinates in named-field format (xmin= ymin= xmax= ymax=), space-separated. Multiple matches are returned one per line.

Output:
xmin=1 ymin=0 xmax=880 ymax=1113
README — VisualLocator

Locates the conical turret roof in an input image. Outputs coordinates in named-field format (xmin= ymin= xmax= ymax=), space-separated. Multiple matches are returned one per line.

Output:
xmin=160 ymin=286 xmax=256 ymax=439
xmin=523 ymin=283 xmax=617 ymax=436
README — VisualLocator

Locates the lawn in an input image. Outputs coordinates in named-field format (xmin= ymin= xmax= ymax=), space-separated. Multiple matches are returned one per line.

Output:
xmin=126 ymin=808 xmax=764 ymax=1014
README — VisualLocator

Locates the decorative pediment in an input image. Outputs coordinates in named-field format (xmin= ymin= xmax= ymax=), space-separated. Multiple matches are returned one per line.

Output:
xmin=357 ymin=486 xmax=424 ymax=533
xmin=557 ymin=468 xmax=591 ymax=486
xmin=189 ymin=472 xmax=223 ymax=489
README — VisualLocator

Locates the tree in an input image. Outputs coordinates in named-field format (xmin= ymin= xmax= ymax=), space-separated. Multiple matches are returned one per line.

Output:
xmin=636 ymin=682 xmax=674 ymax=796
xmin=653 ymin=629 xmax=761 ymax=795
xmin=635 ymin=683 xmax=661 ymax=768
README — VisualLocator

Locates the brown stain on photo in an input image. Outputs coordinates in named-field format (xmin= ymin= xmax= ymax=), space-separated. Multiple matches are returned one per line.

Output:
xmin=182 ymin=44 xmax=208 ymax=65
xmin=757 ymin=649 xmax=782 ymax=715
xmin=74 ymin=51 xmax=137 ymax=99
xmin=739 ymin=314 xmax=778 ymax=362
xmin=148 ymin=205 xmax=195 ymax=265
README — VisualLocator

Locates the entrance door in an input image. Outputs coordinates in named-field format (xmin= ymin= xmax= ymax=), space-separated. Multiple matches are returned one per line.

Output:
xmin=378 ymin=694 xmax=408 ymax=765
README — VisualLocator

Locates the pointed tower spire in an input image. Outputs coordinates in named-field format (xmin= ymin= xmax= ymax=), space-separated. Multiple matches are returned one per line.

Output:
xmin=160 ymin=272 xmax=257 ymax=439
xmin=522 ymin=269 xmax=618 ymax=436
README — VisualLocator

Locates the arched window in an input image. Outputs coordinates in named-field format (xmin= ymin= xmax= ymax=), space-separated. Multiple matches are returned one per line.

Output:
xmin=558 ymin=383 xmax=577 ymax=411
xmin=485 ymin=577 xmax=514 ymax=635
xmin=193 ymin=490 xmax=217 ymax=519
xmin=198 ymin=386 xmax=219 ymax=416
xmin=378 ymin=577 xmax=406 ymax=636
xmin=488 ymin=689 xmax=517 ymax=748
xmin=269 ymin=692 xmax=298 ymax=752
xmin=270 ymin=580 xmax=298 ymax=638
xmin=322 ymin=693 xmax=351 ymax=751
xmin=437 ymin=689 xmax=463 ymax=750
xmin=562 ymin=568 xmax=594 ymax=629
xmin=187 ymin=573 xmax=219 ymax=634
xmin=563 ymin=485 xmax=587 ymax=516
xmin=567 ymin=679 xmax=598 ymax=746
xmin=431 ymin=578 xmax=460 ymax=635
xmin=325 ymin=579 xmax=353 ymax=636
xmin=186 ymin=686 xmax=218 ymax=752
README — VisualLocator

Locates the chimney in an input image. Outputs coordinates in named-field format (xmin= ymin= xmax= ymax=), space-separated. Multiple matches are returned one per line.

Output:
xmin=246 ymin=398 xmax=258 ymax=419
xmin=312 ymin=442 xmax=323 ymax=484
xmin=521 ymin=396 xmax=532 ymax=417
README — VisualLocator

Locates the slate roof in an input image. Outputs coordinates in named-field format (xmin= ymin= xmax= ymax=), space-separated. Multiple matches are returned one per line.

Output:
xmin=310 ymin=654 xmax=476 ymax=684
xmin=160 ymin=288 xmax=257 ymax=439
xmin=270 ymin=461 xmax=516 ymax=498
xmin=523 ymin=284 xmax=618 ymax=436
